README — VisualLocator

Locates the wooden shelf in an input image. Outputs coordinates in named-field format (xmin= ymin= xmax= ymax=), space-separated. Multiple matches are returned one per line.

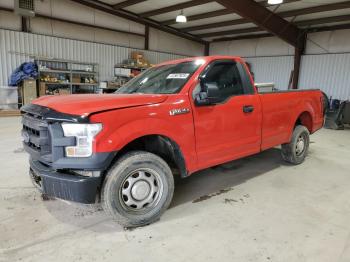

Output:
xmin=41 ymin=82 xmax=98 ymax=86
xmin=40 ymin=69 xmax=71 ymax=74
xmin=40 ymin=69 xmax=98 ymax=75
xmin=115 ymin=65 xmax=148 ymax=70
xmin=41 ymin=82 xmax=70 ymax=85
xmin=0 ymin=110 xmax=21 ymax=117
xmin=71 ymin=83 xmax=98 ymax=86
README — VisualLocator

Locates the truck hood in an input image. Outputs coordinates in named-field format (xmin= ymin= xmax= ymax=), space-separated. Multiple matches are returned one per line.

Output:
xmin=32 ymin=93 xmax=168 ymax=116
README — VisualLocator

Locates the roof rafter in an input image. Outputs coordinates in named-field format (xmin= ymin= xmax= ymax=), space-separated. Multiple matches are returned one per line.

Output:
xmin=215 ymin=0 xmax=305 ymax=49
xmin=202 ymin=14 xmax=350 ymax=39
xmin=139 ymin=0 xmax=213 ymax=18
xmin=162 ymin=9 xmax=231 ymax=26
xmin=70 ymin=0 xmax=207 ymax=44
xmin=113 ymin=0 xmax=147 ymax=9
xmin=182 ymin=1 xmax=350 ymax=32
xmin=213 ymin=23 xmax=350 ymax=42
xmin=160 ymin=0 xmax=301 ymax=25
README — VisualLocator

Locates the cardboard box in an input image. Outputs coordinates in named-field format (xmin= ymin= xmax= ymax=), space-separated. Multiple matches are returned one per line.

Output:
xmin=72 ymin=75 xmax=81 ymax=83
xmin=58 ymin=88 xmax=70 ymax=95
xmin=131 ymin=51 xmax=144 ymax=60
xmin=54 ymin=88 xmax=70 ymax=95
xmin=39 ymin=82 xmax=47 ymax=96
xmin=20 ymin=79 xmax=37 ymax=105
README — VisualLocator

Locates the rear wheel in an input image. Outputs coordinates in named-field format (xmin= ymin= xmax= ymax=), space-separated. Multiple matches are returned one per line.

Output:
xmin=102 ymin=151 xmax=174 ymax=228
xmin=281 ymin=125 xmax=310 ymax=165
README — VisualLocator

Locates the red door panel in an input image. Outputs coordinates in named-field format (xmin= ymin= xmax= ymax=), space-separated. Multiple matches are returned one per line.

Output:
xmin=192 ymin=94 xmax=262 ymax=170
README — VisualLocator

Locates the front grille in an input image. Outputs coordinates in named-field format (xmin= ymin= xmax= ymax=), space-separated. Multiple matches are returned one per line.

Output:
xmin=21 ymin=111 xmax=51 ymax=160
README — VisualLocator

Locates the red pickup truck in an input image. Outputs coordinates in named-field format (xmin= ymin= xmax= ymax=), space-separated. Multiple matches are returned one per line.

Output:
xmin=21 ymin=56 xmax=325 ymax=227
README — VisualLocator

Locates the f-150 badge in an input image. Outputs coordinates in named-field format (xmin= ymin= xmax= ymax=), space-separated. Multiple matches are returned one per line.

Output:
xmin=169 ymin=108 xmax=190 ymax=116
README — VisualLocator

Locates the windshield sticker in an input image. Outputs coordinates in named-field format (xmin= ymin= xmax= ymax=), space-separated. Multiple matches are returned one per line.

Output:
xmin=166 ymin=73 xmax=190 ymax=79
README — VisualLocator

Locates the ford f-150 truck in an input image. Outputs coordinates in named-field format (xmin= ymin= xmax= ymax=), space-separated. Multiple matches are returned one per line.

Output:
xmin=21 ymin=56 xmax=325 ymax=227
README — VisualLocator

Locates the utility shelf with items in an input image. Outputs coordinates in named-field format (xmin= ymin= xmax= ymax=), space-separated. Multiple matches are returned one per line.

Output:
xmin=106 ymin=51 xmax=152 ymax=92
xmin=36 ymin=58 xmax=99 ymax=95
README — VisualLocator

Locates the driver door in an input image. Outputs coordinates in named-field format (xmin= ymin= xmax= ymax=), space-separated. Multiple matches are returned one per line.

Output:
xmin=191 ymin=60 xmax=262 ymax=170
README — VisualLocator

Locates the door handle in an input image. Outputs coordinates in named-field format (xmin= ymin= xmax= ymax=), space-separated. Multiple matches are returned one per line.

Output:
xmin=243 ymin=105 xmax=254 ymax=113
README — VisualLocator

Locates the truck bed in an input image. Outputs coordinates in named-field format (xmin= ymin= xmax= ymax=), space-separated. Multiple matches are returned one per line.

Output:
xmin=259 ymin=89 xmax=324 ymax=150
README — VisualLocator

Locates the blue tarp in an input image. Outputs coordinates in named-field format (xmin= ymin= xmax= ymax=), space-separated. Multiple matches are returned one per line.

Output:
xmin=9 ymin=62 xmax=38 ymax=86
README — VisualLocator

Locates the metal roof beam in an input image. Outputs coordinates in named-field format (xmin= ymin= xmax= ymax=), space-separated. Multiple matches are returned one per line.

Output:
xmin=160 ymin=0 xmax=301 ymax=25
xmin=182 ymin=1 xmax=350 ymax=32
xmin=209 ymin=15 xmax=350 ymax=41
xmin=201 ymin=15 xmax=350 ymax=38
xmin=212 ymin=33 xmax=273 ymax=42
xmin=70 ymin=0 xmax=207 ymax=44
xmin=113 ymin=0 xmax=147 ymax=9
xmin=139 ymin=0 xmax=213 ymax=18
xmin=213 ymin=0 xmax=305 ymax=49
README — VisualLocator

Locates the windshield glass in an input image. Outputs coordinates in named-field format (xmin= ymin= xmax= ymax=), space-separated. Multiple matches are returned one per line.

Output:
xmin=116 ymin=61 xmax=201 ymax=94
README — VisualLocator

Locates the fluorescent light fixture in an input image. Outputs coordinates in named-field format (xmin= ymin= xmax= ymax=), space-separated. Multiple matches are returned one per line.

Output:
xmin=176 ymin=10 xmax=187 ymax=23
xmin=268 ymin=0 xmax=283 ymax=4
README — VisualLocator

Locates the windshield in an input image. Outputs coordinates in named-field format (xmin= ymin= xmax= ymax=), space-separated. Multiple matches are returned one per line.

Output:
xmin=116 ymin=61 xmax=201 ymax=94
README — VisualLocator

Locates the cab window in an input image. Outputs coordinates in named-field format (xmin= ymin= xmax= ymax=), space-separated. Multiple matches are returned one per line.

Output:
xmin=204 ymin=62 xmax=244 ymax=100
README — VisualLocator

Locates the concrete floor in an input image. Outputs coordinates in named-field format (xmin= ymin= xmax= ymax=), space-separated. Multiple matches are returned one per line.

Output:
xmin=1 ymin=117 xmax=350 ymax=262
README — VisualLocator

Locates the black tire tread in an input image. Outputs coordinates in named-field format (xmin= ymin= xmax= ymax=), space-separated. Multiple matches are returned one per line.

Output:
xmin=102 ymin=151 xmax=174 ymax=228
xmin=281 ymin=125 xmax=310 ymax=165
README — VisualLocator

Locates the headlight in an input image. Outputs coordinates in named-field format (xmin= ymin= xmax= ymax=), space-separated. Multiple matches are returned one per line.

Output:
xmin=61 ymin=123 xmax=102 ymax=157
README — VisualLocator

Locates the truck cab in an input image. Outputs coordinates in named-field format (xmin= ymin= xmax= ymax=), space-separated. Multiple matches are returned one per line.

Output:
xmin=21 ymin=56 xmax=325 ymax=227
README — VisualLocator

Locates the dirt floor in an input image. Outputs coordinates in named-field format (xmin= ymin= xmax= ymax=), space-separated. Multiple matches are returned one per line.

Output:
xmin=1 ymin=117 xmax=350 ymax=262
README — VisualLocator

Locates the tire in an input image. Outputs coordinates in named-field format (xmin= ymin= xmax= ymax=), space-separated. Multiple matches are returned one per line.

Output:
xmin=102 ymin=151 xmax=174 ymax=228
xmin=281 ymin=125 xmax=310 ymax=165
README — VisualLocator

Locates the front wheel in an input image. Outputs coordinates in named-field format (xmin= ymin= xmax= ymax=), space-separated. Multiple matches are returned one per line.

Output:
xmin=102 ymin=151 xmax=174 ymax=228
xmin=281 ymin=125 xmax=310 ymax=165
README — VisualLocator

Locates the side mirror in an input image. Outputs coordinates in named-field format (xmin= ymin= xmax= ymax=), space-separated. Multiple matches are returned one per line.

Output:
xmin=195 ymin=80 xmax=221 ymax=106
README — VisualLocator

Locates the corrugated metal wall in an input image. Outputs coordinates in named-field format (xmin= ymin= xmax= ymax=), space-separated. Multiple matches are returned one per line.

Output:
xmin=299 ymin=53 xmax=350 ymax=100
xmin=0 ymin=29 xmax=186 ymax=88
xmin=242 ymin=54 xmax=350 ymax=99
xmin=244 ymin=56 xmax=294 ymax=90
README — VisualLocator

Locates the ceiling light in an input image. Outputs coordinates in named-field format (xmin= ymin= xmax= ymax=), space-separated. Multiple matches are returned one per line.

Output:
xmin=268 ymin=0 xmax=283 ymax=4
xmin=176 ymin=10 xmax=187 ymax=23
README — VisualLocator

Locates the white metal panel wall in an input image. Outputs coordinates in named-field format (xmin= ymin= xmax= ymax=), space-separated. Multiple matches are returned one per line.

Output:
xmin=244 ymin=56 xmax=294 ymax=90
xmin=209 ymin=31 xmax=350 ymax=99
xmin=0 ymin=10 xmax=21 ymax=31
xmin=0 ymin=29 xmax=185 ymax=88
xmin=209 ymin=36 xmax=294 ymax=90
xmin=306 ymin=30 xmax=350 ymax=55
xmin=210 ymin=36 xmax=294 ymax=57
xmin=299 ymin=53 xmax=350 ymax=100
xmin=149 ymin=28 xmax=205 ymax=57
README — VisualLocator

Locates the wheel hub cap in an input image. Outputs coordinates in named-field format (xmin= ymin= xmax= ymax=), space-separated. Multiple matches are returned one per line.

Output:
xmin=131 ymin=180 xmax=150 ymax=201
xmin=296 ymin=137 xmax=305 ymax=155
xmin=120 ymin=169 xmax=162 ymax=211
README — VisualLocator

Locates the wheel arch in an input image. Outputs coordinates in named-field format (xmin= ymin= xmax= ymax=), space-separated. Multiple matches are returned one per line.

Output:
xmin=113 ymin=134 xmax=188 ymax=178
xmin=295 ymin=111 xmax=313 ymax=133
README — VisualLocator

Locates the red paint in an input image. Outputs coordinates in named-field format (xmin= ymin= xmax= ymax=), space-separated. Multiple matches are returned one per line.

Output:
xmin=32 ymin=56 xmax=324 ymax=175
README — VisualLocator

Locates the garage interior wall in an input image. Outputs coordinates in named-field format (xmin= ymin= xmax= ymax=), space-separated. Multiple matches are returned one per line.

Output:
xmin=149 ymin=27 xmax=204 ymax=57
xmin=210 ymin=30 xmax=350 ymax=100
xmin=0 ymin=29 xmax=186 ymax=89
xmin=0 ymin=0 xmax=204 ymax=89
xmin=0 ymin=0 xmax=204 ymax=56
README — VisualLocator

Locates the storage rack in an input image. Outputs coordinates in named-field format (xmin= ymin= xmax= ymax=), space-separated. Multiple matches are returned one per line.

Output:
xmin=111 ymin=64 xmax=148 ymax=91
xmin=35 ymin=58 xmax=99 ymax=95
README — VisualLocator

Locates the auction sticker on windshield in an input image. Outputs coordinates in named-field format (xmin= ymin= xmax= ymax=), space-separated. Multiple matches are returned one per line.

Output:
xmin=166 ymin=73 xmax=190 ymax=79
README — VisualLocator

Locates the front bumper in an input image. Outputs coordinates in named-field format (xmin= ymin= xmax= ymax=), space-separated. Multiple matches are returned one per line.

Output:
xmin=21 ymin=104 xmax=117 ymax=204
xmin=30 ymin=158 xmax=101 ymax=204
